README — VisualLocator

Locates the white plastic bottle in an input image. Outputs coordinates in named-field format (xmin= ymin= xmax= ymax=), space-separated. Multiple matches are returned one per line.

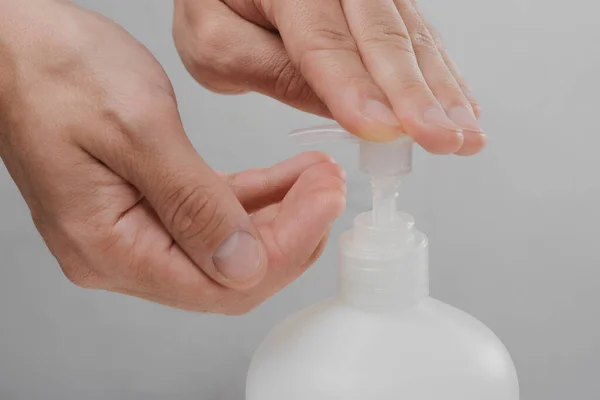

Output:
xmin=246 ymin=126 xmax=519 ymax=400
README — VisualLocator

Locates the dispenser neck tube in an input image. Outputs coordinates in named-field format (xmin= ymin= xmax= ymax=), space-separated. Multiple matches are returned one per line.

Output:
xmin=371 ymin=176 xmax=401 ymax=227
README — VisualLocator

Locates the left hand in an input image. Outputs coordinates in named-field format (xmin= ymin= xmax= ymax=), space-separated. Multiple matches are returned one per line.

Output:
xmin=173 ymin=0 xmax=485 ymax=156
xmin=0 ymin=1 xmax=346 ymax=315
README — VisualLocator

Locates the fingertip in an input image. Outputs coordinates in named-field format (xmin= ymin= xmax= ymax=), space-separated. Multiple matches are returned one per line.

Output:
xmin=274 ymin=151 xmax=336 ymax=174
xmin=301 ymin=163 xmax=348 ymax=204
xmin=357 ymin=99 xmax=404 ymax=142
xmin=318 ymin=159 xmax=346 ymax=181
xmin=316 ymin=156 xmax=347 ymax=184
xmin=306 ymin=182 xmax=347 ymax=222
xmin=299 ymin=150 xmax=336 ymax=165
xmin=454 ymin=131 xmax=487 ymax=156
xmin=293 ymin=161 xmax=347 ymax=222
xmin=472 ymin=103 xmax=483 ymax=119
xmin=262 ymin=161 xmax=346 ymax=270
xmin=421 ymin=131 xmax=464 ymax=154
xmin=400 ymin=113 xmax=464 ymax=154
xmin=330 ymin=90 xmax=403 ymax=142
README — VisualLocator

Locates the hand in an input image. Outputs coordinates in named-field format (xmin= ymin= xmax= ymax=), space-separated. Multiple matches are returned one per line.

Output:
xmin=173 ymin=0 xmax=485 ymax=155
xmin=0 ymin=1 xmax=345 ymax=314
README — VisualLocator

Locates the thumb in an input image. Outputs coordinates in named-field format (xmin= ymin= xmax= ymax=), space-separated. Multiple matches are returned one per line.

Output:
xmin=81 ymin=100 xmax=266 ymax=290
xmin=150 ymin=153 xmax=266 ymax=289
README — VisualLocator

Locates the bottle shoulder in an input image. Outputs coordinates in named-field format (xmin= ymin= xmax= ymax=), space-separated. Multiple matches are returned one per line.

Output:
xmin=264 ymin=296 xmax=506 ymax=348
xmin=247 ymin=297 xmax=519 ymax=400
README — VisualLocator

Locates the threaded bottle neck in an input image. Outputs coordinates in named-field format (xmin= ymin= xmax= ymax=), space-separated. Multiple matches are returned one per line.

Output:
xmin=338 ymin=211 xmax=430 ymax=311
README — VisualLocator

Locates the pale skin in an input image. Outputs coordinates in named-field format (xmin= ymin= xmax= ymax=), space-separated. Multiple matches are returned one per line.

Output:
xmin=0 ymin=0 xmax=483 ymax=315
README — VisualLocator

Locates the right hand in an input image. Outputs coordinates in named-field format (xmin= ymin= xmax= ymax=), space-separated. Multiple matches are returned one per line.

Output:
xmin=173 ymin=0 xmax=485 ymax=155
xmin=0 ymin=1 xmax=346 ymax=315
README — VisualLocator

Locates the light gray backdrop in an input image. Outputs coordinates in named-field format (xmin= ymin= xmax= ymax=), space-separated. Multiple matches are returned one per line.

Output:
xmin=1 ymin=0 xmax=598 ymax=399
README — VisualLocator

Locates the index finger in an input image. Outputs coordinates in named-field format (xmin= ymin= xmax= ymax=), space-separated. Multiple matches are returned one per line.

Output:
xmin=268 ymin=0 xmax=402 ymax=142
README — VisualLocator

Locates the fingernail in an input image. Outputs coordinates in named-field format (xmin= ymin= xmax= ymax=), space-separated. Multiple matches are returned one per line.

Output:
xmin=363 ymin=100 xmax=400 ymax=127
xmin=447 ymin=105 xmax=483 ymax=132
xmin=213 ymin=231 xmax=261 ymax=281
xmin=423 ymin=108 xmax=462 ymax=132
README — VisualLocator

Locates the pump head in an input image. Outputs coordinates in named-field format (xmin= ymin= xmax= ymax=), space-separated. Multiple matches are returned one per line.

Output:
xmin=291 ymin=124 xmax=413 ymax=228
xmin=291 ymin=124 xmax=429 ymax=308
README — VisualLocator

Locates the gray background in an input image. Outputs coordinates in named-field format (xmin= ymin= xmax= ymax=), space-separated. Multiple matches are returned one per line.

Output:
xmin=1 ymin=0 xmax=598 ymax=399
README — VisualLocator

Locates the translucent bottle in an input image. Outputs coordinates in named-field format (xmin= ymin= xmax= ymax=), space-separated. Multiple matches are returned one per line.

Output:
xmin=246 ymin=125 xmax=519 ymax=400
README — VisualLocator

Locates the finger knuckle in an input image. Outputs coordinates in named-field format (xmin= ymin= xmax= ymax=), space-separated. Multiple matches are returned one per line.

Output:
xmin=437 ymin=80 xmax=467 ymax=102
xmin=305 ymin=25 xmax=357 ymax=52
xmin=410 ymin=30 xmax=439 ymax=57
xmin=432 ymin=34 xmax=445 ymax=51
xmin=423 ymin=22 xmax=445 ymax=50
xmin=163 ymin=183 xmax=227 ymax=243
xmin=190 ymin=18 xmax=233 ymax=72
xmin=299 ymin=47 xmax=377 ymax=93
xmin=195 ymin=16 xmax=230 ymax=61
xmin=124 ymin=101 xmax=163 ymax=129
xmin=299 ymin=47 xmax=350 ymax=81
xmin=459 ymin=82 xmax=474 ymax=97
xmin=178 ymin=21 xmax=245 ymax=94
xmin=397 ymin=78 xmax=428 ymax=95
xmin=271 ymin=57 xmax=315 ymax=104
xmin=362 ymin=21 xmax=413 ymax=55
xmin=105 ymin=90 xmax=177 ymax=140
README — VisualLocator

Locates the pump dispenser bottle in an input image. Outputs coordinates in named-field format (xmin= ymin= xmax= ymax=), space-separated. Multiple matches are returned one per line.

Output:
xmin=246 ymin=125 xmax=519 ymax=400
